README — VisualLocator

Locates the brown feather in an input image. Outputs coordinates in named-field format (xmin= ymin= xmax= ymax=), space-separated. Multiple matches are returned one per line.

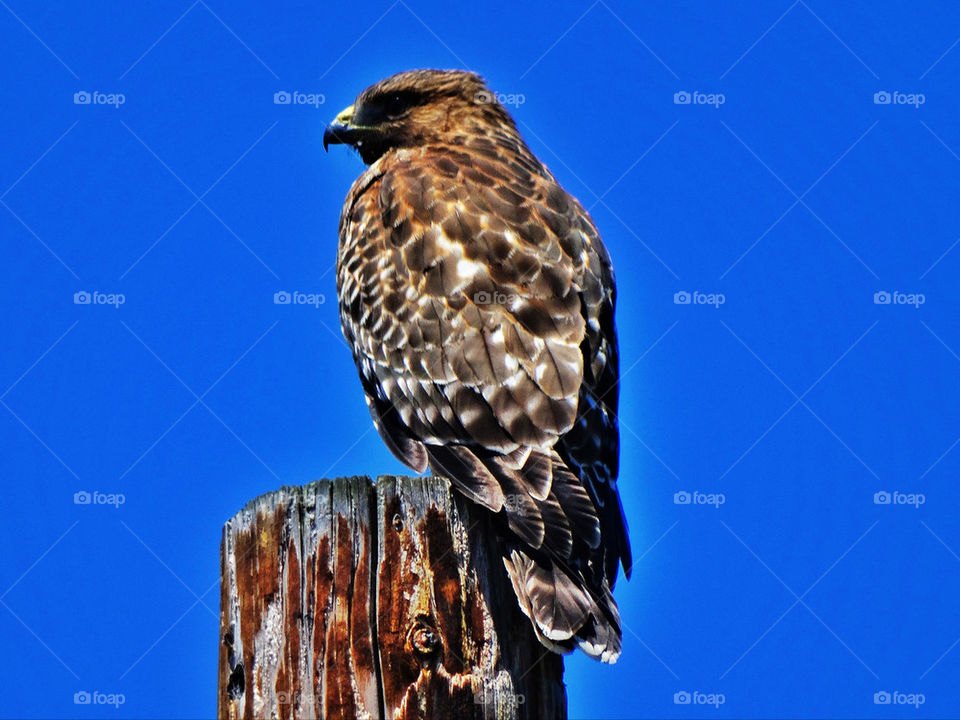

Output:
xmin=334 ymin=69 xmax=630 ymax=662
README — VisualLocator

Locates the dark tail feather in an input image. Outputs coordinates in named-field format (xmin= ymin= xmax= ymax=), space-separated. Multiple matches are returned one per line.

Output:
xmin=502 ymin=548 xmax=622 ymax=663
xmin=425 ymin=444 xmax=624 ymax=661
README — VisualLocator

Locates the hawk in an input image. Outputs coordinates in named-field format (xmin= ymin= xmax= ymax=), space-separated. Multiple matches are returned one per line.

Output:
xmin=324 ymin=69 xmax=631 ymax=662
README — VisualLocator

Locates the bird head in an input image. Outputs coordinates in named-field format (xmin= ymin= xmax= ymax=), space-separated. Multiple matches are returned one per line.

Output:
xmin=323 ymin=69 xmax=518 ymax=164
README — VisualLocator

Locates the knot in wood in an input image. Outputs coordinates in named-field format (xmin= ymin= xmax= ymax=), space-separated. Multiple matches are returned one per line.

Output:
xmin=408 ymin=619 xmax=441 ymax=665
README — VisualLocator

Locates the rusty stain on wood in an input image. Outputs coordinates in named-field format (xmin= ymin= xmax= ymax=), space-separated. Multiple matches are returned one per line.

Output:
xmin=218 ymin=476 xmax=566 ymax=720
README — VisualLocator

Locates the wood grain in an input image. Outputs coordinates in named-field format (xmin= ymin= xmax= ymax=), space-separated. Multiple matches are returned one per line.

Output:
xmin=218 ymin=476 xmax=566 ymax=720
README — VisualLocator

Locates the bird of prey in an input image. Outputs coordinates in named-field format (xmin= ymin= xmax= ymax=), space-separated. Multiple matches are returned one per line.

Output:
xmin=324 ymin=69 xmax=631 ymax=662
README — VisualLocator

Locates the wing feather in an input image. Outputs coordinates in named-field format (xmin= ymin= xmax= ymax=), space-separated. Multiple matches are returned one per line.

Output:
xmin=337 ymin=135 xmax=630 ymax=661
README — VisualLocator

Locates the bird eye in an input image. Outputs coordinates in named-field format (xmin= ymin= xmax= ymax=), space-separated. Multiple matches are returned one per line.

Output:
xmin=384 ymin=92 xmax=415 ymax=119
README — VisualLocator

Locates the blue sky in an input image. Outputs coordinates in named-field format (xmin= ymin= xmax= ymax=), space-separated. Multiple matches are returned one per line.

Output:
xmin=2 ymin=1 xmax=959 ymax=718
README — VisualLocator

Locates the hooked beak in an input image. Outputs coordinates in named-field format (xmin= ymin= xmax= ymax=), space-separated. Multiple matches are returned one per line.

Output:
xmin=323 ymin=104 xmax=377 ymax=151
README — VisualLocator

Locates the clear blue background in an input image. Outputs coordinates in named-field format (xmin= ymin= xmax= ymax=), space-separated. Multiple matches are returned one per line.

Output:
xmin=2 ymin=1 xmax=959 ymax=718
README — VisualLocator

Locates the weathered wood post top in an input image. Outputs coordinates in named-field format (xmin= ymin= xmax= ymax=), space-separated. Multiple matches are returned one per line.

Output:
xmin=218 ymin=475 xmax=566 ymax=720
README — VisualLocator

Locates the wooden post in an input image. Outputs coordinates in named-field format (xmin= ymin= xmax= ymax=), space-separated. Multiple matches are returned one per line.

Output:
xmin=218 ymin=475 xmax=567 ymax=720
